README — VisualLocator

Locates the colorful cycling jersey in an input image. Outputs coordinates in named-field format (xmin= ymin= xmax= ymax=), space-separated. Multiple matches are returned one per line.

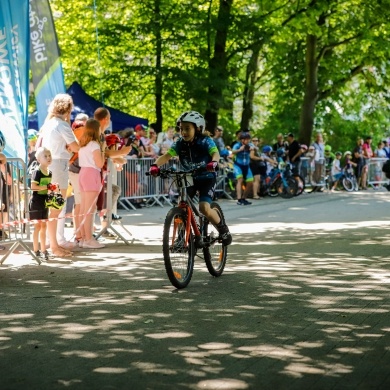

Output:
xmin=167 ymin=134 xmax=218 ymax=178
xmin=233 ymin=142 xmax=251 ymax=166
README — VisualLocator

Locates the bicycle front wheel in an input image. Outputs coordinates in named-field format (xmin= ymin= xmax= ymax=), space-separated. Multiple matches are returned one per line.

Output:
xmin=203 ymin=202 xmax=228 ymax=277
xmin=342 ymin=178 xmax=354 ymax=192
xmin=163 ymin=207 xmax=195 ymax=289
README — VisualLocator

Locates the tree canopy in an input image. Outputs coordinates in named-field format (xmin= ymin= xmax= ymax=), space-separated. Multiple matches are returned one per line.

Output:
xmin=43 ymin=0 xmax=390 ymax=150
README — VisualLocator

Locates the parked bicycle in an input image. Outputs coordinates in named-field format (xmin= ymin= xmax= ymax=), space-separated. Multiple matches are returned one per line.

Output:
xmin=260 ymin=163 xmax=298 ymax=198
xmin=147 ymin=166 xmax=228 ymax=289
xmin=341 ymin=165 xmax=359 ymax=192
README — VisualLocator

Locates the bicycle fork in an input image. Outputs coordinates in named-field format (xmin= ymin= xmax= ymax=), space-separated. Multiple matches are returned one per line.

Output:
xmin=177 ymin=202 xmax=204 ymax=249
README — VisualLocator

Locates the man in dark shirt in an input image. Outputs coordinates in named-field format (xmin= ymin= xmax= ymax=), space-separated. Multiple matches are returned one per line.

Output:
xmin=286 ymin=133 xmax=302 ymax=175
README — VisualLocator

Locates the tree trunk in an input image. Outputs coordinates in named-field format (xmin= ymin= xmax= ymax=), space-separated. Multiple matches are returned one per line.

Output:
xmin=240 ymin=44 xmax=261 ymax=132
xmin=299 ymin=34 xmax=319 ymax=145
xmin=204 ymin=0 xmax=233 ymax=132
xmin=154 ymin=0 xmax=163 ymax=133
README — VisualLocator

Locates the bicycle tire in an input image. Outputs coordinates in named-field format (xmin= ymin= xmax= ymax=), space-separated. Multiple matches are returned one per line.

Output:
xmin=294 ymin=175 xmax=306 ymax=196
xmin=277 ymin=177 xmax=297 ymax=198
xmin=163 ymin=207 xmax=195 ymax=289
xmin=268 ymin=180 xmax=279 ymax=197
xmin=203 ymin=202 xmax=228 ymax=277
xmin=342 ymin=178 xmax=354 ymax=192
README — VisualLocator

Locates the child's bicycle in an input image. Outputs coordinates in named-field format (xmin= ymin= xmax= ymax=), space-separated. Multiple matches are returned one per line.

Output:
xmin=147 ymin=165 xmax=228 ymax=289
xmin=341 ymin=165 xmax=359 ymax=192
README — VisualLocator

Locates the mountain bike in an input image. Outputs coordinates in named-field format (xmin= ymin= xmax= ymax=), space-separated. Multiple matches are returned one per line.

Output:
xmin=147 ymin=165 xmax=228 ymax=289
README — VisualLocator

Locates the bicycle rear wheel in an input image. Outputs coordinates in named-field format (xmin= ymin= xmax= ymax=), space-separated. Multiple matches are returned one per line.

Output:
xmin=277 ymin=177 xmax=297 ymax=198
xmin=163 ymin=207 xmax=195 ymax=289
xmin=203 ymin=202 xmax=227 ymax=277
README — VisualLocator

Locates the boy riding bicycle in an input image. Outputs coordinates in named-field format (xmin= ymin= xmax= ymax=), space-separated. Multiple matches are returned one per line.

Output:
xmin=149 ymin=111 xmax=232 ymax=245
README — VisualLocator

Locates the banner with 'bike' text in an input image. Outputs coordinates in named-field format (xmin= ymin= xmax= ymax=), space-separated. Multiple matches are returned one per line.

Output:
xmin=29 ymin=0 xmax=66 ymax=129
xmin=0 ymin=0 xmax=30 ymax=160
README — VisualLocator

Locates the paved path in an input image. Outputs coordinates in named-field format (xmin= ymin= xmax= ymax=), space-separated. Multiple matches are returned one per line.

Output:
xmin=1 ymin=190 xmax=390 ymax=389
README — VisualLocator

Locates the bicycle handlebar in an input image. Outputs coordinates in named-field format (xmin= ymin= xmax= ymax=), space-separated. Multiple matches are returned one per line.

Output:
xmin=146 ymin=163 xmax=218 ymax=177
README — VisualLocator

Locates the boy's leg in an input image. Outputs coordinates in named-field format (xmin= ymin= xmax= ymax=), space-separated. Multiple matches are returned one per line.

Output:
xmin=39 ymin=221 xmax=47 ymax=253
xmin=33 ymin=222 xmax=40 ymax=252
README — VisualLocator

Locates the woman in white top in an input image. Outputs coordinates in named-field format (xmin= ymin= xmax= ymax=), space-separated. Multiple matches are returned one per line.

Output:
xmin=40 ymin=94 xmax=79 ymax=257
xmin=78 ymin=119 xmax=106 ymax=249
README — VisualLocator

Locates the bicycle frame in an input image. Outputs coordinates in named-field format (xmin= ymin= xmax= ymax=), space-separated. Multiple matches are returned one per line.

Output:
xmin=170 ymin=172 xmax=202 ymax=248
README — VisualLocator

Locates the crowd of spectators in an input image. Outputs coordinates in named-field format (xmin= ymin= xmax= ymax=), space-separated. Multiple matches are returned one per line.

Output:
xmin=210 ymin=128 xmax=390 ymax=201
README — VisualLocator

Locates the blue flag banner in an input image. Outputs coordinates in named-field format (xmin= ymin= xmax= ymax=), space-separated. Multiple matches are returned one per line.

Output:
xmin=0 ymin=0 xmax=30 ymax=160
xmin=29 ymin=0 xmax=65 ymax=128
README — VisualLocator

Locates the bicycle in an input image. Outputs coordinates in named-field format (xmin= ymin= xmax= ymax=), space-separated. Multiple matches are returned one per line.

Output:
xmin=147 ymin=165 xmax=228 ymax=289
xmin=261 ymin=163 xmax=298 ymax=198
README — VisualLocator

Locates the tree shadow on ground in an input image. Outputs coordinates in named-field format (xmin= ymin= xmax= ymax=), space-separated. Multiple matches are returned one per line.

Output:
xmin=0 ymin=222 xmax=389 ymax=390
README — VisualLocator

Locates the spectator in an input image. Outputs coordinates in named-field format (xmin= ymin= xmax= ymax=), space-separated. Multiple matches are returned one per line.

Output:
xmin=273 ymin=133 xmax=288 ymax=152
xmin=159 ymin=126 xmax=175 ymax=155
xmin=311 ymin=132 xmax=325 ymax=192
xmin=78 ymin=119 xmax=106 ymax=249
xmin=374 ymin=141 xmax=386 ymax=158
xmin=286 ymin=133 xmax=302 ymax=175
xmin=144 ymin=128 xmax=160 ymax=158
xmin=232 ymin=132 xmax=253 ymax=205
xmin=362 ymin=136 xmax=373 ymax=190
xmin=40 ymin=93 xmax=79 ymax=256
xmin=231 ymin=130 xmax=242 ymax=149
xmin=249 ymin=137 xmax=264 ymax=199
xmin=300 ymin=144 xmax=309 ymax=179
xmin=383 ymin=140 xmax=390 ymax=159
xmin=94 ymin=108 xmax=130 ymax=227
xmin=69 ymin=115 xmax=88 ymax=245
xmin=29 ymin=147 xmax=53 ymax=259
xmin=353 ymin=137 xmax=366 ymax=190
xmin=330 ymin=151 xmax=343 ymax=192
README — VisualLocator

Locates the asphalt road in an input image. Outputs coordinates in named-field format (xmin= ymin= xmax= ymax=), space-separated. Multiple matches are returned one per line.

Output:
xmin=1 ymin=190 xmax=390 ymax=389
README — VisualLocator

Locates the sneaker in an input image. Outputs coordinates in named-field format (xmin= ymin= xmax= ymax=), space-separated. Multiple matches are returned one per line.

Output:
xmin=83 ymin=239 xmax=105 ymax=249
xmin=75 ymin=238 xmax=83 ymax=248
xmin=34 ymin=250 xmax=42 ymax=258
xmin=238 ymin=199 xmax=251 ymax=205
xmin=59 ymin=240 xmax=77 ymax=249
xmin=43 ymin=250 xmax=50 ymax=261
xmin=217 ymin=224 xmax=232 ymax=246
xmin=237 ymin=199 xmax=245 ymax=205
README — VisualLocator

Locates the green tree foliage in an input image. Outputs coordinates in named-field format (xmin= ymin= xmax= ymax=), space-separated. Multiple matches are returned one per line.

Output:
xmin=44 ymin=0 xmax=390 ymax=147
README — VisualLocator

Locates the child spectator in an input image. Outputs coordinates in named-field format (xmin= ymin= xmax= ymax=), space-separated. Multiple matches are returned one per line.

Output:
xmin=78 ymin=119 xmax=106 ymax=249
xmin=330 ymin=152 xmax=343 ymax=192
xmin=29 ymin=147 xmax=55 ymax=260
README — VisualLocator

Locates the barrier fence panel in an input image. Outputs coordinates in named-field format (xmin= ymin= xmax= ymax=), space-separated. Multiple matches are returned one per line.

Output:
xmin=118 ymin=157 xmax=231 ymax=210
xmin=0 ymin=158 xmax=38 ymax=265
xmin=118 ymin=157 xmax=172 ymax=210
xmin=367 ymin=158 xmax=389 ymax=188
xmin=300 ymin=157 xmax=326 ymax=188
xmin=94 ymin=158 xmax=133 ymax=244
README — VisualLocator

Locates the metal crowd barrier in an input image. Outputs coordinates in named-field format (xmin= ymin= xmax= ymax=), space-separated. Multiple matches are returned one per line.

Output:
xmin=366 ymin=157 xmax=389 ymax=188
xmin=95 ymin=158 xmax=133 ymax=244
xmin=0 ymin=158 xmax=36 ymax=265
xmin=118 ymin=157 xmax=231 ymax=210
xmin=300 ymin=157 xmax=326 ymax=188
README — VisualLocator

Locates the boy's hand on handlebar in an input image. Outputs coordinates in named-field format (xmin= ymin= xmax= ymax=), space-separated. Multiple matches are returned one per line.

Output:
xmin=149 ymin=164 xmax=160 ymax=177
xmin=206 ymin=161 xmax=218 ymax=172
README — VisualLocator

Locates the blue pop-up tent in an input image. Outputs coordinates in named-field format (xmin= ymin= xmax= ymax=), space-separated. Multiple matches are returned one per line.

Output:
xmin=28 ymin=81 xmax=148 ymax=131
